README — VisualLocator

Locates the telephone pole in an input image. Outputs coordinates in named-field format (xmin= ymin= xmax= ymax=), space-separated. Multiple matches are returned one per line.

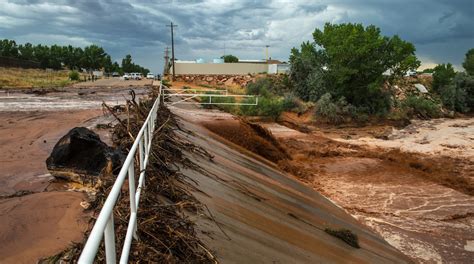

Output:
xmin=163 ymin=46 xmax=170 ymax=76
xmin=265 ymin=45 xmax=270 ymax=62
xmin=167 ymin=22 xmax=178 ymax=80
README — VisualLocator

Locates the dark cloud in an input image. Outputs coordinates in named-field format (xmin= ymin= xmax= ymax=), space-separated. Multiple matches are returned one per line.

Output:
xmin=0 ymin=0 xmax=472 ymax=72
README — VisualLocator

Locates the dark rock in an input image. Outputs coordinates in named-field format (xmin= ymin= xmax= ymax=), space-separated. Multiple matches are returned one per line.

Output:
xmin=46 ymin=127 xmax=124 ymax=184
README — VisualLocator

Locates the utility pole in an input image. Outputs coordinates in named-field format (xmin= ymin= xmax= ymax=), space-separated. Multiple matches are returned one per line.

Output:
xmin=167 ymin=22 xmax=178 ymax=80
xmin=265 ymin=45 xmax=270 ymax=62
xmin=163 ymin=46 xmax=169 ymax=76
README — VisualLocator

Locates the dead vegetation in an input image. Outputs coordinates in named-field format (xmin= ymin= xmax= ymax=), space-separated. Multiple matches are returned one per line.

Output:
xmin=0 ymin=67 xmax=77 ymax=89
xmin=42 ymin=87 xmax=216 ymax=263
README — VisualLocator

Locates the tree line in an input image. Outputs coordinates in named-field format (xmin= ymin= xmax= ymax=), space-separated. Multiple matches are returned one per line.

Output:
xmin=0 ymin=39 xmax=149 ymax=75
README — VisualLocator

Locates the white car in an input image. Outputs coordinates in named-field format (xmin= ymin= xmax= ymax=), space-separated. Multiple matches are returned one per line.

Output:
xmin=130 ymin=73 xmax=142 ymax=80
xmin=122 ymin=73 xmax=131 ymax=80
xmin=146 ymin=73 xmax=155 ymax=79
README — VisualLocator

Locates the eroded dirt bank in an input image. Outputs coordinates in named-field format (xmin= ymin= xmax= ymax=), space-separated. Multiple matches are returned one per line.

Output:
xmin=201 ymin=115 xmax=474 ymax=263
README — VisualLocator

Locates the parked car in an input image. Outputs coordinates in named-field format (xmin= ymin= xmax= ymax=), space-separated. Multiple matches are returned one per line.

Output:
xmin=122 ymin=73 xmax=130 ymax=80
xmin=112 ymin=72 xmax=120 ymax=77
xmin=146 ymin=73 xmax=155 ymax=79
xmin=130 ymin=72 xmax=142 ymax=80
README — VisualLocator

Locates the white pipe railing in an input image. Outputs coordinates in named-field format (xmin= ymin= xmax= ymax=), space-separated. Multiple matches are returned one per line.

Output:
xmin=78 ymin=82 xmax=162 ymax=264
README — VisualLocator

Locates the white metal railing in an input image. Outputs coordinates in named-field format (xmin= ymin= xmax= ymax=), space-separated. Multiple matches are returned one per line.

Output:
xmin=78 ymin=82 xmax=163 ymax=264
xmin=161 ymin=88 xmax=258 ymax=106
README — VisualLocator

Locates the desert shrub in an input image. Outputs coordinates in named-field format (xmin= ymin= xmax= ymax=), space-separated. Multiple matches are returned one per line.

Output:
xmin=200 ymin=92 xmax=237 ymax=113
xmin=161 ymin=79 xmax=171 ymax=87
xmin=246 ymin=78 xmax=272 ymax=97
xmin=68 ymin=70 xmax=80 ymax=81
xmin=462 ymin=48 xmax=474 ymax=76
xmin=324 ymin=228 xmax=360 ymax=248
xmin=437 ymin=72 xmax=474 ymax=113
xmin=246 ymin=76 xmax=293 ymax=97
xmin=315 ymin=93 xmax=340 ymax=123
xmin=401 ymin=95 xmax=441 ymax=119
xmin=314 ymin=93 xmax=370 ymax=124
xmin=281 ymin=94 xmax=310 ymax=114
xmin=240 ymin=96 xmax=286 ymax=120
xmin=432 ymin=63 xmax=456 ymax=93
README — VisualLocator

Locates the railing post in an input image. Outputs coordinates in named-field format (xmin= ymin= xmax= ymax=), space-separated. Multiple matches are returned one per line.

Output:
xmin=104 ymin=214 xmax=116 ymax=264
xmin=128 ymin=163 xmax=138 ymax=239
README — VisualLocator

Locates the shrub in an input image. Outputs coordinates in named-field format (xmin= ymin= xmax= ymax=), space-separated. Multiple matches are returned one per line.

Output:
xmin=69 ymin=70 xmax=80 ymax=81
xmin=324 ymin=228 xmax=360 ymax=248
xmin=161 ymin=79 xmax=171 ymax=87
xmin=246 ymin=78 xmax=272 ymax=97
xmin=240 ymin=96 xmax=286 ymax=120
xmin=314 ymin=93 xmax=371 ymax=123
xmin=432 ymin=63 xmax=456 ymax=93
xmin=437 ymin=72 xmax=474 ymax=113
xmin=200 ymin=92 xmax=237 ymax=113
xmin=401 ymin=95 xmax=441 ymax=119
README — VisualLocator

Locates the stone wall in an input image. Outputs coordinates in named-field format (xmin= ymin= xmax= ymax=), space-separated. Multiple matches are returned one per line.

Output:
xmin=174 ymin=74 xmax=257 ymax=87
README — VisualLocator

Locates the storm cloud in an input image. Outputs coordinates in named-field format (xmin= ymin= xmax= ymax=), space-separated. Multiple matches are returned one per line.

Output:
xmin=0 ymin=0 xmax=473 ymax=72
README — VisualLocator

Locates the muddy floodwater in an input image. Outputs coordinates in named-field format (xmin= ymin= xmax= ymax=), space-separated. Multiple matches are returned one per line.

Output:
xmin=0 ymin=86 xmax=149 ymax=263
xmin=265 ymin=119 xmax=474 ymax=263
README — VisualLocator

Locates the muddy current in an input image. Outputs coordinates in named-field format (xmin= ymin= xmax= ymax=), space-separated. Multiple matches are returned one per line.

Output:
xmin=205 ymin=118 xmax=474 ymax=263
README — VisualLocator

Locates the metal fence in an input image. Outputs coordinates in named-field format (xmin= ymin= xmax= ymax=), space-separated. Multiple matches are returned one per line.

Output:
xmin=161 ymin=88 xmax=258 ymax=106
xmin=0 ymin=56 xmax=40 ymax=68
xmin=78 ymin=83 xmax=162 ymax=264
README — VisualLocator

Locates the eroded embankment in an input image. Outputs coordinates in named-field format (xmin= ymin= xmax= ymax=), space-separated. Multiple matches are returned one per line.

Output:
xmin=200 ymin=118 xmax=473 ymax=263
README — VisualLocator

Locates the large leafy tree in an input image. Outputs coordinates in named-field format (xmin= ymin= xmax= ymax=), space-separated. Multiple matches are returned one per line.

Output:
xmin=290 ymin=23 xmax=420 ymax=114
xmin=221 ymin=54 xmax=239 ymax=63
xmin=462 ymin=48 xmax=474 ymax=75
xmin=432 ymin=63 xmax=456 ymax=93
xmin=81 ymin=45 xmax=106 ymax=72
xmin=0 ymin=39 xmax=19 ymax=57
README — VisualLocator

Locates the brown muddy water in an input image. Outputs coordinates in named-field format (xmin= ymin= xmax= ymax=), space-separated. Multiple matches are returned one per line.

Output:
xmin=0 ymin=86 xmax=148 ymax=263
xmin=197 ymin=110 xmax=473 ymax=263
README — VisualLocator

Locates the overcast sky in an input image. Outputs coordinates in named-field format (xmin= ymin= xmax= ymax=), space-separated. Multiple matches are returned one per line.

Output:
xmin=1 ymin=0 xmax=473 ymax=73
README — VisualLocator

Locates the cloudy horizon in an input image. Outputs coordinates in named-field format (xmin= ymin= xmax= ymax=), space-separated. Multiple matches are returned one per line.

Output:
xmin=1 ymin=0 xmax=473 ymax=73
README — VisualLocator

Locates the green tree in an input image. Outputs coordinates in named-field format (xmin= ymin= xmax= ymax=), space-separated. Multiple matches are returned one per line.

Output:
xmin=103 ymin=55 xmax=113 ymax=73
xmin=81 ymin=45 xmax=106 ymax=72
xmin=221 ymin=54 xmax=239 ymax=63
xmin=289 ymin=41 xmax=328 ymax=101
xmin=33 ymin=44 xmax=51 ymax=68
xmin=18 ymin=43 xmax=35 ymax=60
xmin=432 ymin=63 xmax=456 ymax=93
xmin=462 ymin=48 xmax=474 ymax=75
xmin=49 ymin=45 xmax=64 ymax=69
xmin=0 ymin=39 xmax=19 ymax=57
xmin=121 ymin=54 xmax=133 ymax=72
xmin=290 ymin=23 xmax=420 ymax=114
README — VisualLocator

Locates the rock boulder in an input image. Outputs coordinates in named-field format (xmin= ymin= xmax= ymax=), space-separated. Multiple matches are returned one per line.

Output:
xmin=46 ymin=127 xmax=124 ymax=185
